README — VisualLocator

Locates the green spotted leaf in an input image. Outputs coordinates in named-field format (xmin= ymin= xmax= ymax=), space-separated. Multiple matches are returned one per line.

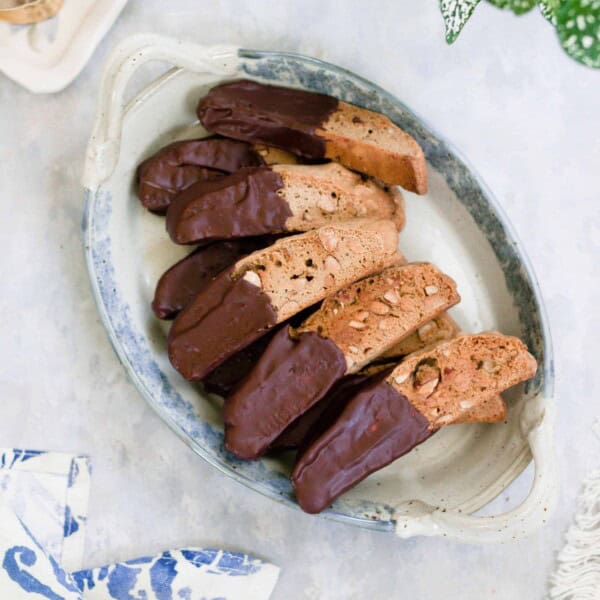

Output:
xmin=487 ymin=0 xmax=537 ymax=14
xmin=538 ymin=0 xmax=562 ymax=24
xmin=440 ymin=0 xmax=482 ymax=43
xmin=556 ymin=0 xmax=600 ymax=67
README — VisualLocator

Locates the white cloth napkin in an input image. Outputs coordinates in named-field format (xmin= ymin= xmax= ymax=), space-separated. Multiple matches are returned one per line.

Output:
xmin=0 ymin=448 xmax=280 ymax=599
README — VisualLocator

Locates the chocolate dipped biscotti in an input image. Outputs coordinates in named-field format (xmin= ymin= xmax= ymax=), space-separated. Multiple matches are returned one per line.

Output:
xmin=152 ymin=237 xmax=273 ymax=319
xmin=137 ymin=136 xmax=298 ymax=213
xmin=225 ymin=262 xmax=460 ymax=460
xmin=166 ymin=162 xmax=405 ymax=244
xmin=198 ymin=80 xmax=427 ymax=194
xmin=292 ymin=333 xmax=537 ymax=513
xmin=271 ymin=313 xmax=506 ymax=452
xmin=137 ymin=137 xmax=264 ymax=213
xmin=168 ymin=219 xmax=401 ymax=382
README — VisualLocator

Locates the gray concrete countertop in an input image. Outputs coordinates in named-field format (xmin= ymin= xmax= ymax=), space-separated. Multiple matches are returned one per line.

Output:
xmin=1 ymin=2 xmax=598 ymax=598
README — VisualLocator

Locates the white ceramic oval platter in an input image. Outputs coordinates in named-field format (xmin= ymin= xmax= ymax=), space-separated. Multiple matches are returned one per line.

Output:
xmin=82 ymin=35 xmax=557 ymax=543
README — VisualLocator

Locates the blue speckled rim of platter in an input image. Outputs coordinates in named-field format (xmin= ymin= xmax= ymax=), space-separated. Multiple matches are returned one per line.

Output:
xmin=82 ymin=48 xmax=554 ymax=532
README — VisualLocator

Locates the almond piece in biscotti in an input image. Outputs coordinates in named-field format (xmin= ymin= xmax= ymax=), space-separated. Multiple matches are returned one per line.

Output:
xmin=252 ymin=144 xmax=298 ymax=165
xmin=379 ymin=313 xmax=507 ymax=423
xmin=198 ymin=80 xmax=427 ymax=193
xmin=165 ymin=162 xmax=405 ymax=244
xmin=223 ymin=262 xmax=459 ymax=460
xmin=168 ymin=219 xmax=402 ymax=382
xmin=294 ymin=262 xmax=460 ymax=373
xmin=384 ymin=333 xmax=535 ymax=428
xmin=291 ymin=332 xmax=537 ymax=513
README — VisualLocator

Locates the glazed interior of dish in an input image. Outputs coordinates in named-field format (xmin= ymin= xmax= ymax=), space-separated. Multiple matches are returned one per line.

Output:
xmin=85 ymin=52 xmax=548 ymax=527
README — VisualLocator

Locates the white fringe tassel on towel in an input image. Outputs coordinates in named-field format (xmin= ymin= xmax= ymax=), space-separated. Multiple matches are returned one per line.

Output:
xmin=549 ymin=470 xmax=600 ymax=599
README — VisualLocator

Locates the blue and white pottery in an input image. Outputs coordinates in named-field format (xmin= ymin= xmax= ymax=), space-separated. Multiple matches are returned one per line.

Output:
xmin=82 ymin=35 xmax=556 ymax=542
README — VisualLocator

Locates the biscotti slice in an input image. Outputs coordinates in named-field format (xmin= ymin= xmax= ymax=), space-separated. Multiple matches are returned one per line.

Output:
xmin=224 ymin=263 xmax=459 ymax=460
xmin=137 ymin=137 xmax=265 ymax=213
xmin=389 ymin=333 xmax=536 ymax=427
xmin=271 ymin=314 xmax=458 ymax=451
xmin=198 ymin=80 xmax=427 ymax=193
xmin=291 ymin=333 xmax=537 ymax=513
xmin=379 ymin=313 xmax=506 ymax=423
xmin=166 ymin=163 xmax=405 ymax=244
xmin=297 ymin=262 xmax=459 ymax=373
xmin=168 ymin=219 xmax=401 ymax=381
xmin=271 ymin=316 xmax=505 ymax=451
xmin=152 ymin=238 xmax=272 ymax=320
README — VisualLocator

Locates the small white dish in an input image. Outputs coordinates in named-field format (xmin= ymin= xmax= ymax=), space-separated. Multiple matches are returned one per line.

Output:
xmin=82 ymin=34 xmax=557 ymax=543
xmin=0 ymin=0 xmax=126 ymax=93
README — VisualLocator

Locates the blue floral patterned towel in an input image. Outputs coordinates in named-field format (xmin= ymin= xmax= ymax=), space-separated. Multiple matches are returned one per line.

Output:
xmin=0 ymin=448 xmax=280 ymax=599
xmin=0 ymin=448 xmax=91 ymax=572
xmin=0 ymin=448 xmax=90 ymax=598
xmin=72 ymin=549 xmax=281 ymax=599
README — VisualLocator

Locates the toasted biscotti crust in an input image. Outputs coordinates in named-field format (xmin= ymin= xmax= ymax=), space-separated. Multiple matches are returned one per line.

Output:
xmin=319 ymin=102 xmax=428 ymax=194
xmin=295 ymin=262 xmax=460 ymax=373
xmin=233 ymin=219 xmax=403 ymax=322
xmin=387 ymin=333 xmax=537 ymax=428
xmin=274 ymin=163 xmax=405 ymax=231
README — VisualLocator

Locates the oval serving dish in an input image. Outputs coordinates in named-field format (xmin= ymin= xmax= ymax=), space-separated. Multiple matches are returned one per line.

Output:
xmin=82 ymin=35 xmax=557 ymax=542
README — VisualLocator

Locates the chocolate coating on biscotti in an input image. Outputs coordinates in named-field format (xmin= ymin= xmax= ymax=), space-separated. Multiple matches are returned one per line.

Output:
xmin=152 ymin=238 xmax=270 ymax=319
xmin=270 ymin=373 xmax=369 ymax=452
xmin=202 ymin=306 xmax=316 ymax=397
xmin=166 ymin=167 xmax=291 ymax=244
xmin=198 ymin=80 xmax=338 ymax=159
xmin=168 ymin=269 xmax=277 ymax=381
xmin=202 ymin=327 xmax=279 ymax=396
xmin=137 ymin=137 xmax=264 ymax=213
xmin=291 ymin=371 xmax=433 ymax=514
xmin=270 ymin=362 xmax=395 ymax=452
xmin=224 ymin=327 xmax=347 ymax=460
